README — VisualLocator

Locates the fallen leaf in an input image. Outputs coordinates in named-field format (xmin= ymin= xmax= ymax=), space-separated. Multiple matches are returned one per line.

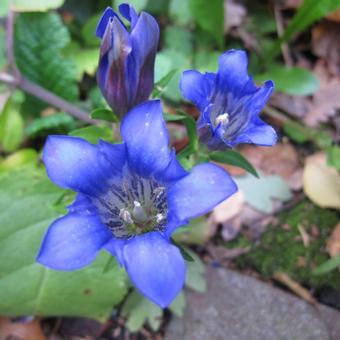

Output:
xmin=304 ymin=62 xmax=340 ymax=126
xmin=312 ymin=21 xmax=340 ymax=76
xmin=327 ymin=8 xmax=340 ymax=23
xmin=303 ymin=152 xmax=340 ymax=209
xmin=326 ymin=223 xmax=340 ymax=257
xmin=241 ymin=143 xmax=303 ymax=190
xmin=0 ymin=318 xmax=46 ymax=340
xmin=224 ymin=0 xmax=246 ymax=32
xmin=234 ymin=172 xmax=292 ymax=213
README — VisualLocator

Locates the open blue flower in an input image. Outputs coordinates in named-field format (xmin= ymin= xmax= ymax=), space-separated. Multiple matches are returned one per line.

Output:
xmin=180 ymin=50 xmax=277 ymax=149
xmin=96 ymin=4 xmax=159 ymax=117
xmin=37 ymin=100 xmax=237 ymax=307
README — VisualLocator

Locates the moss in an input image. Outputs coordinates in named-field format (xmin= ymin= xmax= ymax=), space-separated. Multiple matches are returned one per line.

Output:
xmin=228 ymin=200 xmax=340 ymax=289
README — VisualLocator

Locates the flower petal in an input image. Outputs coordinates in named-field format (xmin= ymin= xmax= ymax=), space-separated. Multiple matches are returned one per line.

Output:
xmin=123 ymin=232 xmax=186 ymax=307
xmin=233 ymin=119 xmax=278 ymax=146
xmin=37 ymin=213 xmax=111 ymax=270
xmin=128 ymin=11 xmax=159 ymax=106
xmin=121 ymin=100 xmax=171 ymax=177
xmin=42 ymin=136 xmax=112 ymax=196
xmin=180 ymin=70 xmax=215 ymax=113
xmin=104 ymin=238 xmax=126 ymax=267
xmin=160 ymin=150 xmax=188 ymax=183
xmin=167 ymin=163 xmax=237 ymax=221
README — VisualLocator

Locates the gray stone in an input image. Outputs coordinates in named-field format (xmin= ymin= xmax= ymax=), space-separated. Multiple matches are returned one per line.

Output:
xmin=166 ymin=266 xmax=340 ymax=340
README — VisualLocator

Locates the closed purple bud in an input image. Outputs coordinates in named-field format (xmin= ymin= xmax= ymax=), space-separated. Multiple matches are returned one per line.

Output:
xmin=96 ymin=5 xmax=159 ymax=117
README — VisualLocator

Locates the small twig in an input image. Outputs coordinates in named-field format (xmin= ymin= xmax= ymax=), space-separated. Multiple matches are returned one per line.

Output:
xmin=274 ymin=4 xmax=293 ymax=67
xmin=6 ymin=10 xmax=19 ymax=77
xmin=273 ymin=272 xmax=317 ymax=304
xmin=0 ymin=72 xmax=97 ymax=124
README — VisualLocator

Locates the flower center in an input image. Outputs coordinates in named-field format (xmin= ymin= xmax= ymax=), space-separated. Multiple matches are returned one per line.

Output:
xmin=215 ymin=112 xmax=229 ymax=127
xmin=92 ymin=174 xmax=168 ymax=239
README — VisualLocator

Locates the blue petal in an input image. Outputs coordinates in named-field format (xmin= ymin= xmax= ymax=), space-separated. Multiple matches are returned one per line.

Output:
xmin=180 ymin=70 xmax=215 ymax=113
xmin=121 ymin=100 xmax=171 ymax=177
xmin=128 ymin=11 xmax=159 ymax=106
xmin=96 ymin=7 xmax=123 ymax=38
xmin=42 ymin=136 xmax=112 ymax=196
xmin=232 ymin=118 xmax=278 ymax=146
xmin=37 ymin=213 xmax=111 ymax=270
xmin=123 ymin=232 xmax=186 ymax=307
xmin=119 ymin=3 xmax=138 ymax=28
xmin=167 ymin=163 xmax=237 ymax=221
xmin=160 ymin=149 xmax=188 ymax=183
xmin=104 ymin=238 xmax=126 ymax=267
xmin=67 ymin=194 xmax=97 ymax=215
xmin=98 ymin=140 xmax=127 ymax=172
xmin=216 ymin=50 xmax=253 ymax=96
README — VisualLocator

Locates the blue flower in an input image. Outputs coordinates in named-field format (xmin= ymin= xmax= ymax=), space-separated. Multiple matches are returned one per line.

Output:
xmin=96 ymin=4 xmax=159 ymax=118
xmin=37 ymin=100 xmax=237 ymax=307
xmin=180 ymin=50 xmax=277 ymax=149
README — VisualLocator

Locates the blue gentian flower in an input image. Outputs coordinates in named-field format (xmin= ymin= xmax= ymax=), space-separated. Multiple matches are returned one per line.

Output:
xmin=37 ymin=100 xmax=237 ymax=307
xmin=96 ymin=4 xmax=159 ymax=118
xmin=180 ymin=50 xmax=277 ymax=149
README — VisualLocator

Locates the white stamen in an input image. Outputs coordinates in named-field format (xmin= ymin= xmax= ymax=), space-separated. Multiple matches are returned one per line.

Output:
xmin=215 ymin=113 xmax=229 ymax=126
xmin=132 ymin=201 xmax=148 ymax=222
xmin=154 ymin=186 xmax=165 ymax=199
xmin=119 ymin=208 xmax=133 ymax=224
xmin=156 ymin=213 xmax=164 ymax=223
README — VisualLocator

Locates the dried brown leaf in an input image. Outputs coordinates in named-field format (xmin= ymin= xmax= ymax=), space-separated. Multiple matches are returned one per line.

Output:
xmin=326 ymin=223 xmax=340 ymax=257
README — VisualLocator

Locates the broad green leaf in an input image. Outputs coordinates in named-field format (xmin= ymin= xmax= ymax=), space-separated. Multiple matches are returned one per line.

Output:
xmin=25 ymin=113 xmax=75 ymax=137
xmin=0 ymin=27 xmax=6 ymax=69
xmin=155 ymin=49 xmax=191 ymax=102
xmin=171 ymin=239 xmax=195 ymax=262
xmin=0 ymin=0 xmax=9 ymax=17
xmin=164 ymin=26 xmax=193 ymax=56
xmin=169 ymin=0 xmax=193 ymax=26
xmin=234 ymin=172 xmax=292 ymax=213
xmin=189 ymin=0 xmax=224 ymax=48
xmin=15 ymin=13 xmax=78 ymax=114
xmin=0 ymin=149 xmax=38 ymax=172
xmin=11 ymin=0 xmax=65 ymax=12
xmin=90 ymin=108 xmax=119 ymax=123
xmin=0 ymin=96 xmax=24 ymax=152
xmin=0 ymin=166 xmax=128 ymax=321
xmin=121 ymin=290 xmax=163 ymax=332
xmin=185 ymin=250 xmax=207 ymax=293
xmin=255 ymin=66 xmax=319 ymax=96
xmin=152 ymin=69 xmax=177 ymax=98
xmin=327 ymin=146 xmax=340 ymax=170
xmin=283 ymin=121 xmax=310 ymax=143
xmin=81 ymin=14 xmax=101 ymax=47
xmin=313 ymin=254 xmax=340 ymax=275
xmin=194 ymin=50 xmax=219 ymax=73
xmin=267 ymin=0 xmax=340 ymax=60
xmin=169 ymin=292 xmax=186 ymax=317
xmin=210 ymin=150 xmax=259 ymax=178
xmin=69 ymin=126 xmax=113 ymax=144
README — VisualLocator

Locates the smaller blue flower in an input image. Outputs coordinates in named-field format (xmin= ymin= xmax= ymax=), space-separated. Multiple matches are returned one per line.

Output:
xmin=180 ymin=50 xmax=277 ymax=149
xmin=96 ymin=4 xmax=159 ymax=117
xmin=37 ymin=100 xmax=237 ymax=307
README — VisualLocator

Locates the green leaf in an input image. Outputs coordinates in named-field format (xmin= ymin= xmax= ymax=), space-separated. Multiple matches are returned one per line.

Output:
xmin=169 ymin=0 xmax=193 ymax=26
xmin=0 ymin=149 xmax=38 ymax=172
xmin=0 ymin=96 xmax=24 ymax=152
xmin=0 ymin=0 xmax=9 ymax=17
xmin=25 ymin=113 xmax=75 ymax=137
xmin=0 ymin=27 xmax=6 ymax=69
xmin=283 ymin=121 xmax=310 ymax=143
xmin=185 ymin=250 xmax=207 ymax=292
xmin=209 ymin=150 xmax=259 ymax=178
xmin=14 ymin=13 xmax=78 ymax=114
xmin=171 ymin=238 xmax=195 ymax=262
xmin=81 ymin=14 xmax=101 ymax=47
xmin=90 ymin=108 xmax=119 ymax=123
xmin=164 ymin=26 xmax=193 ymax=56
xmin=121 ymin=290 xmax=163 ymax=332
xmin=327 ymin=146 xmax=340 ymax=170
xmin=189 ymin=0 xmax=224 ymax=48
xmin=155 ymin=49 xmax=191 ymax=102
xmin=255 ymin=66 xmax=319 ymax=96
xmin=0 ymin=166 xmax=128 ymax=321
xmin=267 ymin=0 xmax=340 ymax=60
xmin=234 ymin=172 xmax=292 ymax=213
xmin=11 ymin=0 xmax=65 ymax=12
xmin=69 ymin=126 xmax=113 ymax=144
xmin=152 ymin=69 xmax=177 ymax=98
xmin=168 ymin=291 xmax=186 ymax=317
xmin=313 ymin=253 xmax=340 ymax=275
xmin=194 ymin=50 xmax=219 ymax=73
